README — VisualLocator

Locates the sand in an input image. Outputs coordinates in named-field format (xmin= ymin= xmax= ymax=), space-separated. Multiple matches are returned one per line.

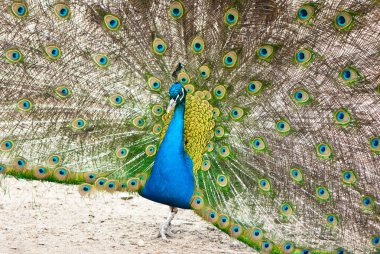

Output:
xmin=0 ymin=177 xmax=254 ymax=254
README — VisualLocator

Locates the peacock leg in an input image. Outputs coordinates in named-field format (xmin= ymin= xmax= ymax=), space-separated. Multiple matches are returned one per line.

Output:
xmin=158 ymin=206 xmax=178 ymax=241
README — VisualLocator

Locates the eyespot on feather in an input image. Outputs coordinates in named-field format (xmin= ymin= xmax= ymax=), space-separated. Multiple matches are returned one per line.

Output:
xmin=152 ymin=124 xmax=162 ymax=135
xmin=47 ymin=154 xmax=62 ymax=167
xmin=4 ymin=48 xmax=23 ymax=63
xmin=280 ymin=203 xmax=294 ymax=217
xmin=1 ymin=140 xmax=14 ymax=152
xmin=95 ymin=177 xmax=108 ymax=190
xmin=152 ymin=104 xmax=164 ymax=116
xmin=218 ymin=214 xmax=230 ymax=229
xmin=229 ymin=107 xmax=244 ymax=121
xmin=369 ymin=137 xmax=380 ymax=154
xmin=199 ymin=65 xmax=211 ymax=79
xmin=133 ymin=116 xmax=145 ymax=129
xmin=168 ymin=1 xmax=184 ymax=20
xmin=223 ymin=51 xmax=238 ymax=68
xmin=213 ymin=85 xmax=226 ymax=99
xmin=116 ymin=147 xmax=129 ymax=159
xmin=93 ymin=54 xmax=110 ymax=68
xmin=246 ymin=80 xmax=265 ymax=95
xmin=44 ymin=45 xmax=62 ymax=60
xmin=105 ymin=180 xmax=119 ymax=193
xmin=316 ymin=143 xmax=333 ymax=159
xmin=218 ymin=145 xmax=230 ymax=157
xmin=296 ymin=4 xmax=316 ymax=24
xmin=289 ymin=167 xmax=304 ymax=184
xmin=53 ymin=3 xmax=70 ymax=19
xmin=256 ymin=45 xmax=274 ymax=61
xmin=248 ymin=227 xmax=263 ymax=241
xmin=84 ymin=172 xmax=98 ymax=183
xmin=17 ymin=99 xmax=33 ymax=112
xmin=275 ymin=119 xmax=291 ymax=135
xmin=281 ymin=242 xmax=295 ymax=254
xmin=251 ymin=137 xmax=267 ymax=152
xmin=216 ymin=174 xmax=228 ymax=187
xmin=109 ymin=94 xmax=125 ymax=107
xmin=54 ymin=167 xmax=70 ymax=181
xmin=291 ymin=88 xmax=312 ymax=105
xmin=184 ymin=84 xmax=195 ymax=94
xmin=103 ymin=14 xmax=121 ymax=31
xmin=190 ymin=195 xmax=204 ymax=210
xmin=54 ymin=85 xmax=72 ymax=99
xmin=79 ymin=183 xmax=93 ymax=196
xmin=33 ymin=166 xmax=50 ymax=179
xmin=127 ymin=178 xmax=141 ymax=192
xmin=333 ymin=109 xmax=352 ymax=126
xmin=325 ymin=214 xmax=339 ymax=227
xmin=315 ymin=186 xmax=330 ymax=201
xmin=10 ymin=2 xmax=28 ymax=18
xmin=258 ymin=178 xmax=271 ymax=192
xmin=339 ymin=66 xmax=361 ymax=86
xmin=0 ymin=163 xmax=8 ymax=175
xmin=224 ymin=8 xmax=239 ymax=27
xmin=201 ymin=160 xmax=211 ymax=171
xmin=333 ymin=11 xmax=354 ymax=31
xmin=191 ymin=36 xmax=205 ymax=54
xmin=229 ymin=224 xmax=243 ymax=238
xmin=147 ymin=76 xmax=162 ymax=91
xmin=178 ymin=72 xmax=190 ymax=85
xmin=152 ymin=37 xmax=167 ymax=55
xmin=13 ymin=157 xmax=28 ymax=172
xmin=145 ymin=144 xmax=157 ymax=156
xmin=261 ymin=241 xmax=273 ymax=253
xmin=70 ymin=117 xmax=87 ymax=131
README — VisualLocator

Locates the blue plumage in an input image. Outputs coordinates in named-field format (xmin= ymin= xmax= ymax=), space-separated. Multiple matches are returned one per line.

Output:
xmin=142 ymin=83 xmax=194 ymax=209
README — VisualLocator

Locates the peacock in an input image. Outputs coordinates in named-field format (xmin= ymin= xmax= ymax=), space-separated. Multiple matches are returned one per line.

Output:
xmin=0 ymin=0 xmax=379 ymax=253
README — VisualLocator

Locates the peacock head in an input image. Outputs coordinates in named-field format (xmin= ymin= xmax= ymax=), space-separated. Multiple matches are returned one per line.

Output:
xmin=167 ymin=82 xmax=186 ymax=112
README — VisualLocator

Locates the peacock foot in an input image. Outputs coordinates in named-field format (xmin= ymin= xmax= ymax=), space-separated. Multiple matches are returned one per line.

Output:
xmin=157 ymin=206 xmax=178 ymax=241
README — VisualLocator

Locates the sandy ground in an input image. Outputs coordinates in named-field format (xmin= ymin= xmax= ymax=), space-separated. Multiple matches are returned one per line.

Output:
xmin=0 ymin=177 xmax=254 ymax=254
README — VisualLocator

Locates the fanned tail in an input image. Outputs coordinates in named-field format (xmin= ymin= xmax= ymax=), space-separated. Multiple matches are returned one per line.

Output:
xmin=1 ymin=1 xmax=380 ymax=253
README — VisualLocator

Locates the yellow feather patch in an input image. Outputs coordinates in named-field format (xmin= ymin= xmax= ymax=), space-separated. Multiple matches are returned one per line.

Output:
xmin=161 ymin=94 xmax=214 ymax=174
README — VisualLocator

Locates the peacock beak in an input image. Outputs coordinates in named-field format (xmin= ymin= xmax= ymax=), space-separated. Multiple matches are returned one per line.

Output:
xmin=166 ymin=98 xmax=176 ymax=113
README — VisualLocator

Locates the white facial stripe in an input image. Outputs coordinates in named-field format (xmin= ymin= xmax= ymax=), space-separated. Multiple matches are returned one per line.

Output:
xmin=179 ymin=88 xmax=185 ymax=101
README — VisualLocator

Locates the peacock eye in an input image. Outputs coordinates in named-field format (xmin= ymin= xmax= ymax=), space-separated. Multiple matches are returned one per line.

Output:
xmin=103 ymin=14 xmax=121 ymax=31
xmin=223 ymin=51 xmax=238 ymax=68
xmin=44 ymin=45 xmax=62 ymax=60
xmin=294 ymin=48 xmax=315 ymax=65
xmin=93 ymin=53 xmax=110 ymax=68
xmin=224 ymin=8 xmax=239 ymax=27
xmin=256 ymin=45 xmax=276 ymax=62
xmin=315 ymin=186 xmax=330 ymax=201
xmin=10 ymin=2 xmax=28 ymax=18
xmin=168 ymin=1 xmax=184 ymax=20
xmin=339 ymin=66 xmax=361 ymax=86
xmin=333 ymin=11 xmax=354 ymax=31
xmin=291 ymin=88 xmax=312 ymax=105
xmin=152 ymin=37 xmax=167 ymax=55
xmin=191 ymin=36 xmax=205 ymax=54
xmin=296 ymin=4 xmax=316 ymax=24
xmin=5 ymin=48 xmax=23 ymax=63
xmin=53 ymin=3 xmax=70 ymax=19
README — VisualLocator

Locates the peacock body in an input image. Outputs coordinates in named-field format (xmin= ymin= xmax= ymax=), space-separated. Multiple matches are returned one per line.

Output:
xmin=1 ymin=0 xmax=380 ymax=253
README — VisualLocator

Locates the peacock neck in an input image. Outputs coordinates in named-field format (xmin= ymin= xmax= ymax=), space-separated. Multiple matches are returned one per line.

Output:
xmin=141 ymin=98 xmax=194 ymax=209
xmin=160 ymin=101 xmax=185 ymax=154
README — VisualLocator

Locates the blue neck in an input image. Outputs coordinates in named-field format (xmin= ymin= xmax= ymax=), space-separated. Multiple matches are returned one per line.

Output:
xmin=141 ymin=99 xmax=194 ymax=209
xmin=160 ymin=102 xmax=185 ymax=154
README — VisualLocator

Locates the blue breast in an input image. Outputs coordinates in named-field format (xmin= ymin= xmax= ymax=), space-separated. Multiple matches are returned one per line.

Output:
xmin=141 ymin=103 xmax=195 ymax=209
